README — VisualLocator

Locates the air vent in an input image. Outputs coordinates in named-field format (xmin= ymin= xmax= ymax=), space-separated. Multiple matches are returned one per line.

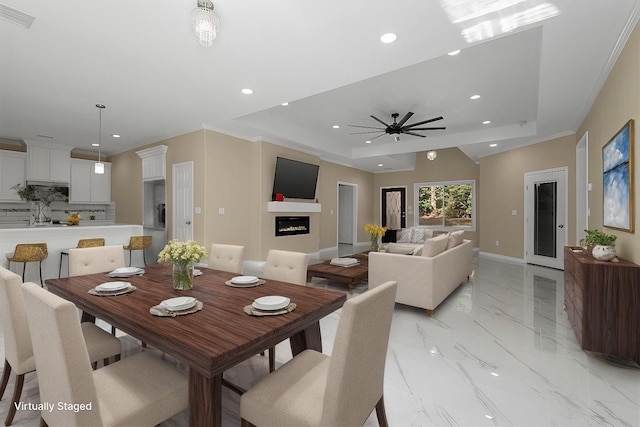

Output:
xmin=0 ymin=4 xmax=35 ymax=29
xmin=37 ymin=134 xmax=54 ymax=139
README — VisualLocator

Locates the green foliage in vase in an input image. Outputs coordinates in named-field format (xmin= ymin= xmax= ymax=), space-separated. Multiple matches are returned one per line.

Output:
xmin=583 ymin=229 xmax=617 ymax=246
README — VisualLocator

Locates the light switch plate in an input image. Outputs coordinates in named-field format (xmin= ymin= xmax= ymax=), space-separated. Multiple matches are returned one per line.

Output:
xmin=195 ymin=207 xmax=201 ymax=214
xmin=218 ymin=208 xmax=224 ymax=214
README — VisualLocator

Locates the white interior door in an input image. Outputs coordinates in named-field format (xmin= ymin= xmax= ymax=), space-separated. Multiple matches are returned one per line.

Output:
xmin=524 ymin=167 xmax=568 ymax=269
xmin=172 ymin=161 xmax=193 ymax=241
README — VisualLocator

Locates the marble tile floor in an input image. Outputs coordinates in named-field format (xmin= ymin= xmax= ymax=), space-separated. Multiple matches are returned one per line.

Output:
xmin=1 ymin=257 xmax=640 ymax=426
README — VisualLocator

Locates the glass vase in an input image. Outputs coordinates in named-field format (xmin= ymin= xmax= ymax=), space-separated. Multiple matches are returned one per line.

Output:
xmin=172 ymin=262 xmax=194 ymax=290
xmin=370 ymin=236 xmax=381 ymax=252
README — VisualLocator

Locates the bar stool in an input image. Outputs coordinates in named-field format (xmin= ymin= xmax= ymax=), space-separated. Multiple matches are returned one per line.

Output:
xmin=123 ymin=236 xmax=152 ymax=266
xmin=6 ymin=243 xmax=48 ymax=286
xmin=59 ymin=238 xmax=106 ymax=278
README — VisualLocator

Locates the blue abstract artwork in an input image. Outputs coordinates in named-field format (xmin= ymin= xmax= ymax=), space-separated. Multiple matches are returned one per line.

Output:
xmin=603 ymin=120 xmax=633 ymax=231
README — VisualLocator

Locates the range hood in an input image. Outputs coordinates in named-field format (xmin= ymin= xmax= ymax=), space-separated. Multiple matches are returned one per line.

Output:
xmin=26 ymin=180 xmax=69 ymax=187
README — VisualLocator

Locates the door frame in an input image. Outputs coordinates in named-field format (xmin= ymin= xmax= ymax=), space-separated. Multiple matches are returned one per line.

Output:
xmin=337 ymin=181 xmax=358 ymax=246
xmin=172 ymin=161 xmax=194 ymax=241
xmin=524 ymin=167 xmax=568 ymax=269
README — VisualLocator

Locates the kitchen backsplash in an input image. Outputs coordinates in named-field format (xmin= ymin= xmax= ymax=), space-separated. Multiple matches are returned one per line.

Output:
xmin=0 ymin=201 xmax=115 ymax=226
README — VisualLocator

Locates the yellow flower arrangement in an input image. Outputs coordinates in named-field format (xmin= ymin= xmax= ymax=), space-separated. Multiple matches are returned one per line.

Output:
xmin=158 ymin=239 xmax=208 ymax=290
xmin=364 ymin=223 xmax=387 ymax=238
xmin=66 ymin=212 xmax=81 ymax=225
xmin=364 ymin=224 xmax=386 ymax=251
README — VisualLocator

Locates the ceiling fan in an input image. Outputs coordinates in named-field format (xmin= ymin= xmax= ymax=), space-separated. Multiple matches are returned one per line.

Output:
xmin=349 ymin=112 xmax=446 ymax=141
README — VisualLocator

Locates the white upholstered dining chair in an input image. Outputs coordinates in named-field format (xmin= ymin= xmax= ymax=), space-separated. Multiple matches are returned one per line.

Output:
xmin=0 ymin=267 xmax=121 ymax=426
xmin=68 ymin=244 xmax=126 ymax=277
xmin=262 ymin=249 xmax=309 ymax=371
xmin=21 ymin=282 xmax=189 ymax=427
xmin=208 ymin=243 xmax=245 ymax=274
xmin=240 ymin=280 xmax=398 ymax=427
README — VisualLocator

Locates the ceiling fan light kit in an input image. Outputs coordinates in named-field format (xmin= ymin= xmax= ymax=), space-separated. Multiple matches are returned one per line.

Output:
xmin=349 ymin=111 xmax=446 ymax=141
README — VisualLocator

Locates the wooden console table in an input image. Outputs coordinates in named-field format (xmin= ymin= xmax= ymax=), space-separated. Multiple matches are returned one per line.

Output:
xmin=564 ymin=246 xmax=640 ymax=366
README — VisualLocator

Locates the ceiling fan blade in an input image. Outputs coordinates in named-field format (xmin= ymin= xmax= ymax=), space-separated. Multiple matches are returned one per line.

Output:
xmin=396 ymin=112 xmax=414 ymax=127
xmin=347 ymin=124 xmax=386 ymax=130
xmin=370 ymin=115 xmax=390 ymax=127
xmin=408 ymin=127 xmax=447 ymax=131
xmin=369 ymin=133 xmax=387 ymax=140
xmin=350 ymin=131 xmax=386 ymax=135
xmin=404 ymin=131 xmax=427 ymax=138
xmin=402 ymin=116 xmax=444 ymax=128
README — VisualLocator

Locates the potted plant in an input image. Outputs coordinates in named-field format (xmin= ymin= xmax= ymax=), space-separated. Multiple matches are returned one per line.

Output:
xmin=583 ymin=229 xmax=617 ymax=261
xmin=12 ymin=184 xmax=68 ymax=226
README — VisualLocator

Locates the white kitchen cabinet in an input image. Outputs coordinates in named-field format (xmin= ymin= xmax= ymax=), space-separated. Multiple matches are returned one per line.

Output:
xmin=25 ymin=141 xmax=72 ymax=183
xmin=136 ymin=145 xmax=168 ymax=181
xmin=0 ymin=150 xmax=26 ymax=202
xmin=69 ymin=159 xmax=111 ymax=203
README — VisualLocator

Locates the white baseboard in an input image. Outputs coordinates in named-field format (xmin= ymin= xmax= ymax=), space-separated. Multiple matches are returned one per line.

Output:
xmin=479 ymin=251 xmax=525 ymax=264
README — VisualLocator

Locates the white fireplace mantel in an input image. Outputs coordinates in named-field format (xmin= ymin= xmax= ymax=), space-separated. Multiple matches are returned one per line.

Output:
xmin=267 ymin=202 xmax=322 ymax=213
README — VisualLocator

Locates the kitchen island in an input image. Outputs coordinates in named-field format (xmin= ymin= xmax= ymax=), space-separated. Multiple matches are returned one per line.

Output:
xmin=1 ymin=224 xmax=143 ymax=282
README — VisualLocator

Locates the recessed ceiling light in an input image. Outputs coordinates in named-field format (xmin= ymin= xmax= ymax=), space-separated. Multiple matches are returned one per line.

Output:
xmin=365 ymin=140 xmax=371 ymax=144
xmin=111 ymin=134 xmax=121 ymax=138
xmin=470 ymin=94 xmax=481 ymax=100
xmin=378 ymin=163 xmax=383 ymax=167
xmin=92 ymin=143 xmax=99 ymax=147
xmin=490 ymin=371 xmax=499 ymax=376
xmin=281 ymin=102 xmax=289 ymax=106
xmin=482 ymin=120 xmax=491 ymax=125
xmin=489 ymin=143 xmax=498 ymax=147
xmin=241 ymin=88 xmax=253 ymax=95
xmin=485 ymin=415 xmax=494 ymax=420
xmin=332 ymin=125 xmax=340 ymax=129
xmin=448 ymin=49 xmax=461 ymax=56
xmin=380 ymin=33 xmax=397 ymax=43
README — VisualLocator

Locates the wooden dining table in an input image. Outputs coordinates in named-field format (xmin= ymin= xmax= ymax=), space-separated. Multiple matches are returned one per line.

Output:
xmin=45 ymin=264 xmax=346 ymax=427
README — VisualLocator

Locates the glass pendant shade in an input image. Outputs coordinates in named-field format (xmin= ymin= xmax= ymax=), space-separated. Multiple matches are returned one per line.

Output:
xmin=94 ymin=162 xmax=105 ymax=174
xmin=427 ymin=150 xmax=437 ymax=161
xmin=192 ymin=0 xmax=219 ymax=46
xmin=95 ymin=104 xmax=106 ymax=174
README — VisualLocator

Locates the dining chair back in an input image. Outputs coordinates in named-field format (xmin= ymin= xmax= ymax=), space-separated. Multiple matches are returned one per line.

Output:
xmin=123 ymin=235 xmax=153 ymax=266
xmin=6 ymin=243 xmax=48 ymax=285
xmin=261 ymin=249 xmax=309 ymax=371
xmin=59 ymin=238 xmax=106 ymax=277
xmin=0 ymin=267 xmax=121 ymax=426
xmin=262 ymin=249 xmax=309 ymax=286
xmin=68 ymin=245 xmax=126 ymax=277
xmin=21 ymin=282 xmax=188 ymax=427
xmin=240 ymin=280 xmax=397 ymax=427
xmin=209 ymin=243 xmax=245 ymax=274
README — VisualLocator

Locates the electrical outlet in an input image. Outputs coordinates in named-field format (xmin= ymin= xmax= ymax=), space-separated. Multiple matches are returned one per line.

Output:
xmin=495 ymin=240 xmax=500 ymax=246
xmin=218 ymin=208 xmax=225 ymax=214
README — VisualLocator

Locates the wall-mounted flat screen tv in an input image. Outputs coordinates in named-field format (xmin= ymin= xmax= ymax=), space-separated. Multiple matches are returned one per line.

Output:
xmin=272 ymin=157 xmax=320 ymax=200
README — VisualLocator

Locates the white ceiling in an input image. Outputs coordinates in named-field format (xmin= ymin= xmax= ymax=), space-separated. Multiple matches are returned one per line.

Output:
xmin=1 ymin=0 xmax=639 ymax=172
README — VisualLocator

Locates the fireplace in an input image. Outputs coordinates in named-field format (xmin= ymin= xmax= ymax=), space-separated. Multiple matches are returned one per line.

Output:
xmin=275 ymin=216 xmax=310 ymax=237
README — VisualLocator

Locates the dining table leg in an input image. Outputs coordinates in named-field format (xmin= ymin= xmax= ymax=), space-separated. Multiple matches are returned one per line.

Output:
xmin=289 ymin=321 xmax=322 ymax=356
xmin=189 ymin=369 xmax=222 ymax=427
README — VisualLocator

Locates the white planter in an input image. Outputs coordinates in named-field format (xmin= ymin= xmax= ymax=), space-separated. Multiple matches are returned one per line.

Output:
xmin=592 ymin=245 xmax=616 ymax=261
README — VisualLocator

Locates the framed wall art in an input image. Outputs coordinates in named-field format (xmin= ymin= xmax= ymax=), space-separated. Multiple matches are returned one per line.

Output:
xmin=602 ymin=119 xmax=634 ymax=232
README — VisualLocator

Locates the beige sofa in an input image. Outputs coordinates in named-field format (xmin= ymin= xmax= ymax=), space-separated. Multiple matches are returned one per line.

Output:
xmin=368 ymin=239 xmax=473 ymax=316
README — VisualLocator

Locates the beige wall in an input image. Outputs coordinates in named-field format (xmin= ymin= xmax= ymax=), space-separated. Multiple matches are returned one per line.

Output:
xmin=372 ymin=148 xmax=480 ymax=246
xmin=317 ymin=160 xmax=374 ymax=248
xmin=479 ymin=134 xmax=577 ymax=258
xmin=577 ymin=21 xmax=640 ymax=262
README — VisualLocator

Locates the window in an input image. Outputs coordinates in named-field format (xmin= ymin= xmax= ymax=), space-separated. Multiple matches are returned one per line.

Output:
xmin=414 ymin=180 xmax=476 ymax=230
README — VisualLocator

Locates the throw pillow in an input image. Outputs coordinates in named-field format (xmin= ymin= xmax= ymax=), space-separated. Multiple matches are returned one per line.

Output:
xmin=410 ymin=244 xmax=424 ymax=256
xmin=446 ymin=230 xmax=465 ymax=250
xmin=421 ymin=233 xmax=450 ymax=257
xmin=397 ymin=228 xmax=414 ymax=243
xmin=411 ymin=228 xmax=427 ymax=243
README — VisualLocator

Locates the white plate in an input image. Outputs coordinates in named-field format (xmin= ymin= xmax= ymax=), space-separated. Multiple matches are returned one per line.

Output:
xmin=231 ymin=275 xmax=259 ymax=284
xmin=161 ymin=296 xmax=197 ymax=311
xmin=252 ymin=296 xmax=290 ymax=311
xmin=110 ymin=267 xmax=141 ymax=275
xmin=96 ymin=281 xmax=130 ymax=292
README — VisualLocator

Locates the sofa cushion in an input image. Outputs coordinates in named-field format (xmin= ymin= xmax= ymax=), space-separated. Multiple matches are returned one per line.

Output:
xmin=397 ymin=228 xmax=414 ymax=243
xmin=411 ymin=228 xmax=434 ymax=243
xmin=446 ymin=230 xmax=465 ymax=250
xmin=386 ymin=243 xmax=419 ymax=255
xmin=421 ymin=233 xmax=449 ymax=257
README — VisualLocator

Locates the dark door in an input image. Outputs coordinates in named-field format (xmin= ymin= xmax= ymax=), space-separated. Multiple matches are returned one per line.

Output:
xmin=381 ymin=187 xmax=406 ymax=242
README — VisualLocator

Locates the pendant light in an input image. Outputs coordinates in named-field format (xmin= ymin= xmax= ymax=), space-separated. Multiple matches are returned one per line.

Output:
xmin=95 ymin=104 xmax=105 ymax=174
